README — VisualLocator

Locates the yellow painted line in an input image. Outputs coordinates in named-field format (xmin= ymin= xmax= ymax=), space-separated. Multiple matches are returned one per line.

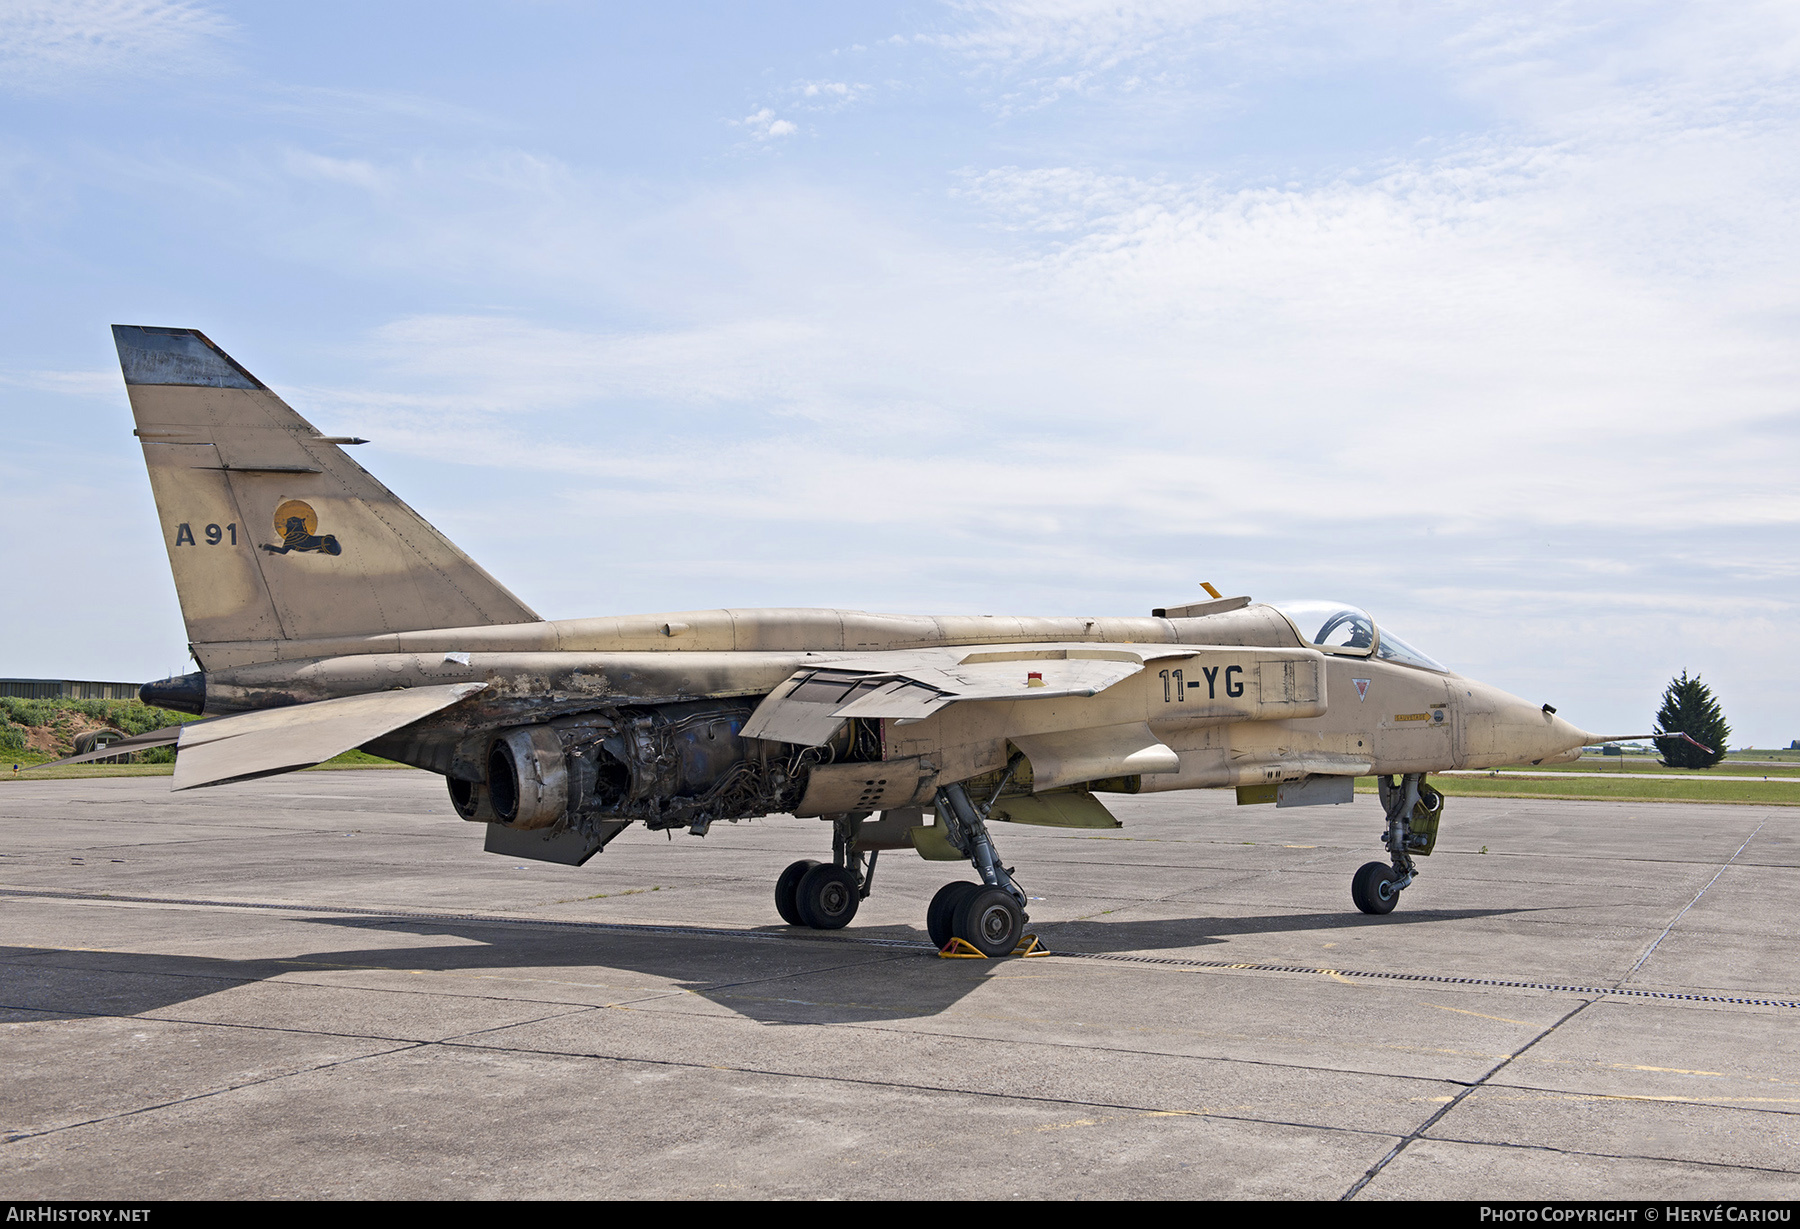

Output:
xmin=1141 ymin=1107 xmax=1257 ymax=1118
xmin=1036 ymin=1117 xmax=1100 ymax=1132
xmin=1427 ymin=1003 xmax=1542 ymax=1028
xmin=1610 ymin=1063 xmax=1726 ymax=1077
xmin=1003 ymin=1113 xmax=1127 ymax=1137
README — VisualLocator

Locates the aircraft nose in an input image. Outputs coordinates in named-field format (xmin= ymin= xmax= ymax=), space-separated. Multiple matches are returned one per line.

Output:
xmin=1501 ymin=698 xmax=1589 ymax=764
xmin=1460 ymin=681 xmax=1593 ymax=766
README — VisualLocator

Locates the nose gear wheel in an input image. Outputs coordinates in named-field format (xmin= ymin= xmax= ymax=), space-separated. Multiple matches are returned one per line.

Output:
xmin=1352 ymin=860 xmax=1400 ymax=915
xmin=1352 ymin=772 xmax=1440 ymax=915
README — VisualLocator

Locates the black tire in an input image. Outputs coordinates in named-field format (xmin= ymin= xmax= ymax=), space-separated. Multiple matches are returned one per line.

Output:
xmin=796 ymin=863 xmax=861 ymax=930
xmin=927 ymin=881 xmax=979 ymax=949
xmin=775 ymin=859 xmax=819 ymax=926
xmin=954 ymin=886 xmax=1024 ymax=957
xmin=1352 ymin=861 xmax=1400 ymax=915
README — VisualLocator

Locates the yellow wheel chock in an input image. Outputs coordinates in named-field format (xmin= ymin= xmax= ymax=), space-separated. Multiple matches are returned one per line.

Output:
xmin=937 ymin=933 xmax=1050 ymax=959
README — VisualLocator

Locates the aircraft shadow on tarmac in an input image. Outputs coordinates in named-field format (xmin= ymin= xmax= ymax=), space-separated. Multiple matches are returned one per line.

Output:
xmin=0 ymin=905 xmax=1530 ymax=1028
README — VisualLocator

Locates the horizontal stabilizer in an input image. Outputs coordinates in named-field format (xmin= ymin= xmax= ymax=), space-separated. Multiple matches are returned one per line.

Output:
xmin=171 ymin=682 xmax=487 ymax=790
xmin=32 ymin=724 xmax=184 ymax=769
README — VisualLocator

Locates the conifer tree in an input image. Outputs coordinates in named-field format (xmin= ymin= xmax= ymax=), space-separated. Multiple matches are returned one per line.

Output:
xmin=1654 ymin=672 xmax=1730 ymax=769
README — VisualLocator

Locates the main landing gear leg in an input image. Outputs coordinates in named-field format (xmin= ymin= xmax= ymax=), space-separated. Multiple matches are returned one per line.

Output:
xmin=925 ymin=758 xmax=1031 ymax=956
xmin=1353 ymin=773 xmax=1425 ymax=915
xmin=775 ymin=812 xmax=876 ymax=931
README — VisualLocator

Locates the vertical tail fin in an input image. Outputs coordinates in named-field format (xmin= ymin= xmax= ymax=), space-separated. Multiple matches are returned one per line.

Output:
xmin=115 ymin=326 xmax=539 ymax=666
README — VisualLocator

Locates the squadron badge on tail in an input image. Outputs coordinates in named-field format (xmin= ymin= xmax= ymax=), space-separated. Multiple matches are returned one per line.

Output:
xmin=261 ymin=500 xmax=341 ymax=556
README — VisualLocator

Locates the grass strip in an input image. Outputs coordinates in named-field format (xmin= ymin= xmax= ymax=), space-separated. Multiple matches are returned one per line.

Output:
xmin=3 ymin=748 xmax=408 ymax=782
xmin=1523 ymin=760 xmax=1800 ymax=778
xmin=1356 ymin=775 xmax=1800 ymax=805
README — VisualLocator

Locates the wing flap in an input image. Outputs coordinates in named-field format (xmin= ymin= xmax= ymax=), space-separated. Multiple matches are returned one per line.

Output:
xmin=171 ymin=682 xmax=487 ymax=789
xmin=739 ymin=670 xmax=909 ymax=745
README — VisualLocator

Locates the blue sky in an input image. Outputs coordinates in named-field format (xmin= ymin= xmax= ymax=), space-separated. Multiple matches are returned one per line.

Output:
xmin=2 ymin=1 xmax=1796 ymax=745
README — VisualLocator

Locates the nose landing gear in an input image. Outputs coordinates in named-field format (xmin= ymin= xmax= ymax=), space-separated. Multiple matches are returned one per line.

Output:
xmin=1353 ymin=773 xmax=1443 ymax=915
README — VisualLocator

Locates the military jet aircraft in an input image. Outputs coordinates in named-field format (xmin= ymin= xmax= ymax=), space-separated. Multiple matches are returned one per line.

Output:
xmin=61 ymin=325 xmax=1681 ymax=956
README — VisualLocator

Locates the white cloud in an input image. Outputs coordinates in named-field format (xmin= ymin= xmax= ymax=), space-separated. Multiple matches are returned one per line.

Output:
xmin=0 ymin=368 xmax=119 ymax=398
xmin=74 ymin=0 xmax=1795 ymax=547
xmin=931 ymin=0 xmax=1247 ymax=71
xmin=280 ymin=149 xmax=390 ymax=194
xmin=738 ymin=107 xmax=798 ymax=139
xmin=0 ymin=0 xmax=233 ymax=92
xmin=262 ymin=85 xmax=505 ymax=135
xmin=355 ymin=313 xmax=828 ymax=413
xmin=795 ymin=79 xmax=868 ymax=110
xmin=931 ymin=0 xmax=1800 ymax=130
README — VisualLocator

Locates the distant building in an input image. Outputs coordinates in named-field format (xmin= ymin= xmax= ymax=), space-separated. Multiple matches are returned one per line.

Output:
xmin=71 ymin=728 xmax=132 ymax=763
xmin=0 ymin=678 xmax=140 ymax=701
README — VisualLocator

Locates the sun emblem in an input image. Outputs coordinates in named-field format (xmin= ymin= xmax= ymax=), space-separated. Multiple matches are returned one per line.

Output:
xmin=262 ymin=500 xmax=342 ymax=556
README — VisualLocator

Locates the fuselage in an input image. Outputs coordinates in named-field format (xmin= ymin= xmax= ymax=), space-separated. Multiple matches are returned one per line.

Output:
xmin=148 ymin=602 xmax=1594 ymax=792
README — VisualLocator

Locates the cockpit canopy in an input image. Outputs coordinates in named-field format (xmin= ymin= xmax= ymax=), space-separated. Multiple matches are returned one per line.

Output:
xmin=1266 ymin=601 xmax=1450 ymax=673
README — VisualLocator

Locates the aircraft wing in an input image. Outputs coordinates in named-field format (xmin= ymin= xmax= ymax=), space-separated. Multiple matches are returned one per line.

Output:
xmin=740 ymin=645 xmax=1195 ymax=746
xmin=171 ymin=682 xmax=488 ymax=790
